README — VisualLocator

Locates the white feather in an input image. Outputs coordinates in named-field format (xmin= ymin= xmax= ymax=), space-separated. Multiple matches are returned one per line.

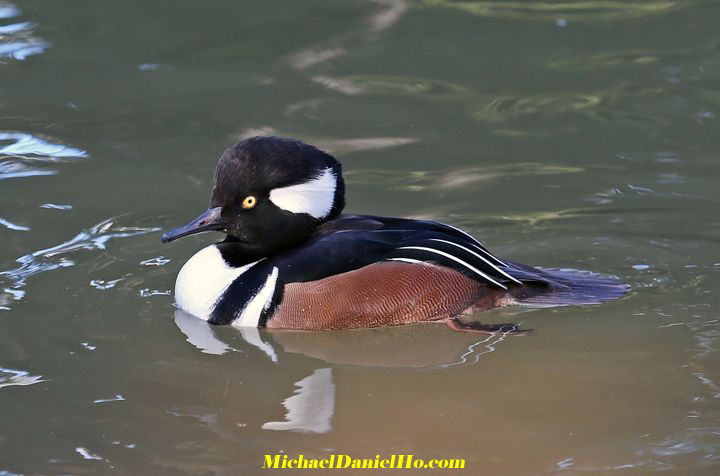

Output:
xmin=387 ymin=257 xmax=423 ymax=264
xmin=269 ymin=168 xmax=337 ymax=219
xmin=428 ymin=238 xmax=521 ymax=284
xmin=175 ymin=245 xmax=260 ymax=320
xmin=234 ymin=266 xmax=279 ymax=328
xmin=397 ymin=245 xmax=507 ymax=289
xmin=440 ymin=222 xmax=508 ymax=266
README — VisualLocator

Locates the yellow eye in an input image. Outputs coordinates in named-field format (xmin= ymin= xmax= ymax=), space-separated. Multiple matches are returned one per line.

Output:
xmin=242 ymin=195 xmax=257 ymax=209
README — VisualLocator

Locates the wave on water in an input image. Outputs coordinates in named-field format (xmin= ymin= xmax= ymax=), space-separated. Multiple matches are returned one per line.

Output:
xmin=0 ymin=131 xmax=88 ymax=180
xmin=422 ymin=0 xmax=682 ymax=22
xmin=235 ymin=126 xmax=418 ymax=156
xmin=0 ymin=1 xmax=50 ymax=61
xmin=0 ymin=366 xmax=45 ymax=389
xmin=0 ymin=218 xmax=160 ymax=310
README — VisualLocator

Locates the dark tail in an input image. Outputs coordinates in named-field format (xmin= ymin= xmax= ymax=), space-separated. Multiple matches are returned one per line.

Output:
xmin=508 ymin=266 xmax=629 ymax=308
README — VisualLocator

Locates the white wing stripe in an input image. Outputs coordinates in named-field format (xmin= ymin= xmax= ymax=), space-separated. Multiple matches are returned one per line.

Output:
xmin=437 ymin=222 xmax=508 ymax=266
xmin=440 ymin=222 xmax=484 ymax=246
xmin=469 ymin=242 xmax=508 ymax=267
xmin=397 ymin=246 xmax=507 ymax=289
xmin=428 ymin=239 xmax=521 ymax=284
xmin=387 ymin=257 xmax=423 ymax=264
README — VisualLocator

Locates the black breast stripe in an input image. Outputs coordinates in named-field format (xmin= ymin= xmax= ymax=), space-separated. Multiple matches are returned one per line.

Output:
xmin=209 ymin=261 xmax=271 ymax=325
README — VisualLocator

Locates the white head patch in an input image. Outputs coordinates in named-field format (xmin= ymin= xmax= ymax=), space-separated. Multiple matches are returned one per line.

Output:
xmin=269 ymin=168 xmax=337 ymax=219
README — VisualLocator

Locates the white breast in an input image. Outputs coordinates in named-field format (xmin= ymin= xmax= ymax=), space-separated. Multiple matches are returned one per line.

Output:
xmin=175 ymin=245 xmax=260 ymax=321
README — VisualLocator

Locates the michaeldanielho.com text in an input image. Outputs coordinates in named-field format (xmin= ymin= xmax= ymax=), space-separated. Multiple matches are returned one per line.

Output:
xmin=263 ymin=455 xmax=465 ymax=469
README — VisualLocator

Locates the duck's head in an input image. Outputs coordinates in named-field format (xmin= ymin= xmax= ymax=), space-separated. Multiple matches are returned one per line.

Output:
xmin=161 ymin=136 xmax=345 ymax=257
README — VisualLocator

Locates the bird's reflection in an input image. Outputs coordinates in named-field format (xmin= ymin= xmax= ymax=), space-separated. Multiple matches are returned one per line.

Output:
xmin=174 ymin=309 xmax=522 ymax=368
xmin=262 ymin=368 xmax=335 ymax=434
xmin=173 ymin=309 xmax=527 ymax=436
xmin=174 ymin=309 xmax=235 ymax=355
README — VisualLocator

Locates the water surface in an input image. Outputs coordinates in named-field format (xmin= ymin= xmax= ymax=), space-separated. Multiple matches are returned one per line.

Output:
xmin=1 ymin=0 xmax=720 ymax=474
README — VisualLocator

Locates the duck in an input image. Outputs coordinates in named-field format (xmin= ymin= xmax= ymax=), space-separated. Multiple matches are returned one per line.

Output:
xmin=162 ymin=136 xmax=628 ymax=333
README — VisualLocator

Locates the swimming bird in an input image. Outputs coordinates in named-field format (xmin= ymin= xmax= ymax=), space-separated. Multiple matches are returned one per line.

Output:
xmin=162 ymin=136 xmax=627 ymax=333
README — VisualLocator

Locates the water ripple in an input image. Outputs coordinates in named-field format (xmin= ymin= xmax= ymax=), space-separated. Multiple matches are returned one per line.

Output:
xmin=348 ymin=162 xmax=584 ymax=191
xmin=93 ymin=394 xmax=125 ymax=404
xmin=549 ymin=50 xmax=673 ymax=71
xmin=0 ymin=131 xmax=88 ymax=180
xmin=290 ymin=47 xmax=346 ymax=71
xmin=0 ymin=2 xmax=50 ymax=61
xmin=0 ymin=132 xmax=87 ymax=158
xmin=477 ymin=92 xmax=604 ymax=121
xmin=586 ymin=183 xmax=700 ymax=205
xmin=236 ymin=127 xmax=417 ymax=155
xmin=0 ymin=3 xmax=21 ymax=19
xmin=89 ymin=278 xmax=125 ymax=290
xmin=75 ymin=447 xmax=104 ymax=461
xmin=310 ymin=74 xmax=670 ymax=129
xmin=368 ymin=0 xmax=408 ymax=33
xmin=422 ymin=0 xmax=682 ymax=22
xmin=0 ymin=366 xmax=45 ymax=389
xmin=140 ymin=256 xmax=171 ymax=266
xmin=0 ymin=217 xmax=29 ymax=231
xmin=0 ymin=218 xmax=160 ymax=310
xmin=40 ymin=203 xmax=73 ymax=210
xmin=285 ymin=0 xmax=407 ymax=73
xmin=646 ymin=428 xmax=720 ymax=464
xmin=312 ymin=74 xmax=471 ymax=99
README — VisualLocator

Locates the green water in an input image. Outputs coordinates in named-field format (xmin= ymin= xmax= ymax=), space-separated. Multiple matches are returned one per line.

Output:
xmin=2 ymin=0 xmax=720 ymax=473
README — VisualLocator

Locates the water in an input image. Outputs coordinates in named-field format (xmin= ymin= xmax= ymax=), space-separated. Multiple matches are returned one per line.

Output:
xmin=1 ymin=0 xmax=719 ymax=473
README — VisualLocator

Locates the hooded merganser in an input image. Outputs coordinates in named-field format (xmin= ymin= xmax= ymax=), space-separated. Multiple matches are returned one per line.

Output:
xmin=162 ymin=136 xmax=628 ymax=333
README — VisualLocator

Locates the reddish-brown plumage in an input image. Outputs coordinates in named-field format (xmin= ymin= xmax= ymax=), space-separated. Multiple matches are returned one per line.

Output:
xmin=267 ymin=261 xmax=514 ymax=330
